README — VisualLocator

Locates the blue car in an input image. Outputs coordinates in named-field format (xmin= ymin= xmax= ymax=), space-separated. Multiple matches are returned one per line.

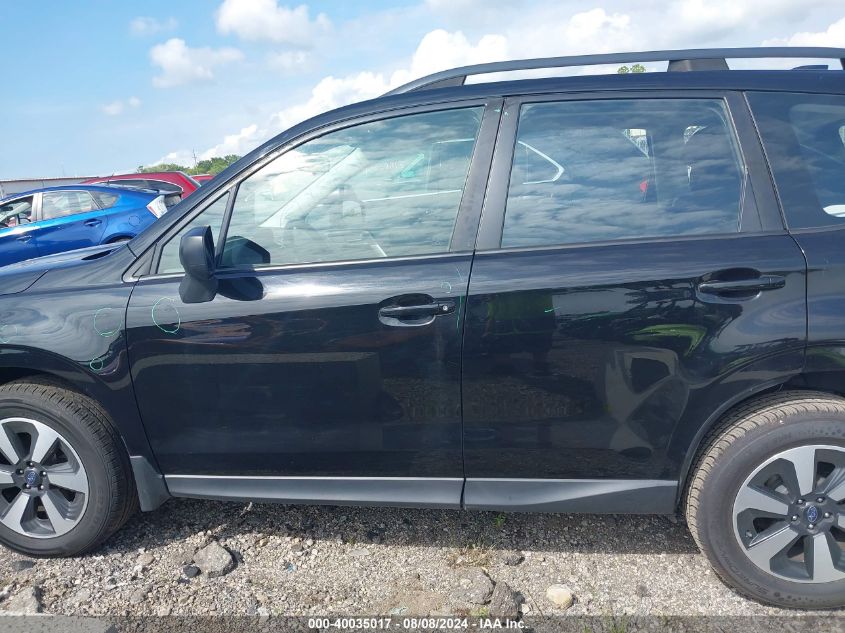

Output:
xmin=0 ymin=184 xmax=167 ymax=267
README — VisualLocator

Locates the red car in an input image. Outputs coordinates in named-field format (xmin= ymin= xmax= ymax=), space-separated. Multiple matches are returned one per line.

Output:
xmin=192 ymin=174 xmax=214 ymax=184
xmin=84 ymin=171 xmax=201 ymax=206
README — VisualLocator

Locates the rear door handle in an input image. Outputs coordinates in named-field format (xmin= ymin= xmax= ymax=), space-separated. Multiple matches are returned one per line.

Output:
xmin=15 ymin=234 xmax=32 ymax=243
xmin=379 ymin=301 xmax=455 ymax=319
xmin=84 ymin=219 xmax=102 ymax=227
xmin=697 ymin=275 xmax=786 ymax=294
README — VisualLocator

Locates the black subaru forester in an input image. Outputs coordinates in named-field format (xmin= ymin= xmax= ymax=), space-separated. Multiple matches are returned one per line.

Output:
xmin=1 ymin=47 xmax=844 ymax=609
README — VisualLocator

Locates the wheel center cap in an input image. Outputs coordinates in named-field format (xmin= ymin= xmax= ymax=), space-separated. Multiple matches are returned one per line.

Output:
xmin=805 ymin=504 xmax=820 ymax=524
xmin=23 ymin=469 xmax=40 ymax=487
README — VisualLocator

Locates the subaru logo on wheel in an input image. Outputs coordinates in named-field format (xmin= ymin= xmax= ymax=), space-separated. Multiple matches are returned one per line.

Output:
xmin=805 ymin=505 xmax=820 ymax=524
xmin=24 ymin=470 xmax=38 ymax=487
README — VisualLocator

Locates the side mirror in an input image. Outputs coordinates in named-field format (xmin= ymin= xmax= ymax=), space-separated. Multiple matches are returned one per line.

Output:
xmin=178 ymin=226 xmax=218 ymax=304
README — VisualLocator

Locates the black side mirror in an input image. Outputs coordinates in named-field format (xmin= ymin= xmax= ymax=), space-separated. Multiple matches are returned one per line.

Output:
xmin=178 ymin=226 xmax=218 ymax=304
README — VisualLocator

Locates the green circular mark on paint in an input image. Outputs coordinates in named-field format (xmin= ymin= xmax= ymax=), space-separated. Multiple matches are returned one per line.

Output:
xmin=152 ymin=297 xmax=181 ymax=335
xmin=0 ymin=324 xmax=19 ymax=344
xmin=93 ymin=308 xmax=120 ymax=338
xmin=89 ymin=357 xmax=105 ymax=372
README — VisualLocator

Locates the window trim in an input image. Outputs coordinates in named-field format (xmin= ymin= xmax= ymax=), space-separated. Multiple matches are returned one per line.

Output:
xmin=143 ymin=98 xmax=503 ymax=279
xmin=475 ymin=90 xmax=780 ymax=252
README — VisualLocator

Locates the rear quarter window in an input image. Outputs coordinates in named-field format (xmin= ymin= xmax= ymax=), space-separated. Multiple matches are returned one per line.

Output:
xmin=91 ymin=191 xmax=119 ymax=209
xmin=748 ymin=92 xmax=845 ymax=228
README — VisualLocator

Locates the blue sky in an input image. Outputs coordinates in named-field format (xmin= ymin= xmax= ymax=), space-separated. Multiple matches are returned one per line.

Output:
xmin=0 ymin=0 xmax=843 ymax=179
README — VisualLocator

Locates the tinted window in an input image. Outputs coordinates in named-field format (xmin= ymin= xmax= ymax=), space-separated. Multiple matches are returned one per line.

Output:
xmin=748 ymin=92 xmax=845 ymax=228
xmin=0 ymin=196 xmax=34 ymax=228
xmin=91 ymin=191 xmax=119 ymax=209
xmin=41 ymin=191 xmax=99 ymax=219
xmin=501 ymin=99 xmax=744 ymax=248
xmin=220 ymin=107 xmax=483 ymax=268
xmin=157 ymin=193 xmax=229 ymax=274
xmin=145 ymin=180 xmax=182 ymax=194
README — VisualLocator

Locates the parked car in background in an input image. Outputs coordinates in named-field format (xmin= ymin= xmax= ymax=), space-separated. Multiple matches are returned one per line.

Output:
xmin=0 ymin=185 xmax=166 ymax=266
xmin=2 ymin=47 xmax=845 ymax=610
xmin=84 ymin=171 xmax=200 ymax=206
xmin=192 ymin=174 xmax=214 ymax=184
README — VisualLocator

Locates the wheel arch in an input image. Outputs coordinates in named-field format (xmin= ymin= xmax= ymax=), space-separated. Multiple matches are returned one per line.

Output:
xmin=0 ymin=347 xmax=169 ymax=511
xmin=104 ymin=234 xmax=134 ymax=244
xmin=676 ymin=371 xmax=845 ymax=509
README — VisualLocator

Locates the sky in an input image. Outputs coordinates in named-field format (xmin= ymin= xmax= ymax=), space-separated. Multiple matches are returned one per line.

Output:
xmin=0 ymin=0 xmax=844 ymax=179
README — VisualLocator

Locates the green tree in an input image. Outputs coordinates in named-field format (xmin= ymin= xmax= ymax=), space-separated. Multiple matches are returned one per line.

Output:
xmin=617 ymin=63 xmax=646 ymax=74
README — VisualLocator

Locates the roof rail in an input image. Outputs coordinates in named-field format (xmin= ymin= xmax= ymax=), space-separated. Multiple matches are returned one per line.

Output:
xmin=385 ymin=47 xmax=845 ymax=95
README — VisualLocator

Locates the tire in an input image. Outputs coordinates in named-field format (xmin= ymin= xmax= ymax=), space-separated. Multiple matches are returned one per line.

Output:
xmin=0 ymin=378 xmax=136 ymax=556
xmin=686 ymin=391 xmax=845 ymax=608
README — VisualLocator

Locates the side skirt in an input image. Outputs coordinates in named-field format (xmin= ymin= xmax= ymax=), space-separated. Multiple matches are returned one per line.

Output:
xmin=165 ymin=475 xmax=464 ymax=509
xmin=463 ymin=478 xmax=678 ymax=514
xmin=163 ymin=475 xmax=678 ymax=514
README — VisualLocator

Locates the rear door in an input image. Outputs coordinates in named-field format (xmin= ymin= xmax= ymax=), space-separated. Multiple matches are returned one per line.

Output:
xmin=461 ymin=92 xmax=807 ymax=511
xmin=34 ymin=190 xmax=107 ymax=256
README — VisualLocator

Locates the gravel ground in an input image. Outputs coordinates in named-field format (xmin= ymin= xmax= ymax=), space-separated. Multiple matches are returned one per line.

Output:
xmin=0 ymin=499 xmax=843 ymax=622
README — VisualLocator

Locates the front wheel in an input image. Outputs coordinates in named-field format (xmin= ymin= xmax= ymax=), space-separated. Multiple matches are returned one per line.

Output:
xmin=686 ymin=391 xmax=845 ymax=608
xmin=0 ymin=379 xmax=136 ymax=556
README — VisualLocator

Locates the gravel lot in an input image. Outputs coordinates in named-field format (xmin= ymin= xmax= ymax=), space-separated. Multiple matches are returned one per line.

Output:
xmin=1 ymin=498 xmax=844 ymax=625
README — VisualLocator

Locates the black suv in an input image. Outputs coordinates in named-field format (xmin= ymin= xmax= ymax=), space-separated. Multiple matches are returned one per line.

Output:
xmin=1 ymin=47 xmax=845 ymax=608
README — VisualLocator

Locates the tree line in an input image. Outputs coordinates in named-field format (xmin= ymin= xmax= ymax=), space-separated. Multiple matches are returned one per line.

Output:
xmin=136 ymin=155 xmax=241 ymax=176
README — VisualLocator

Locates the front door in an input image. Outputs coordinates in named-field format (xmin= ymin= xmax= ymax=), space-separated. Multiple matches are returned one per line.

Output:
xmin=0 ymin=195 xmax=39 ymax=266
xmin=461 ymin=93 xmax=807 ymax=511
xmin=126 ymin=103 xmax=497 ymax=507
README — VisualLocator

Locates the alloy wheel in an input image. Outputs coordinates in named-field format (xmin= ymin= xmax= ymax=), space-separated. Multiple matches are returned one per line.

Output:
xmin=0 ymin=417 xmax=88 ymax=538
xmin=733 ymin=444 xmax=845 ymax=583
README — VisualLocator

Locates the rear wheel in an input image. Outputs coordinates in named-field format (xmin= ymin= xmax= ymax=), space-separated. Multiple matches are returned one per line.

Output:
xmin=0 ymin=379 xmax=136 ymax=556
xmin=686 ymin=391 xmax=845 ymax=608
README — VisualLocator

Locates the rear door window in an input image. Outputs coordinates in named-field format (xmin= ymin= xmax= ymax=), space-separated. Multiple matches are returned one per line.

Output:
xmin=500 ymin=98 xmax=745 ymax=248
xmin=748 ymin=92 xmax=845 ymax=227
xmin=41 ymin=191 xmax=99 ymax=220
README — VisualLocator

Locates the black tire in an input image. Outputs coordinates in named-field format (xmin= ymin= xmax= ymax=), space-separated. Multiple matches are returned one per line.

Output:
xmin=0 ymin=378 xmax=136 ymax=556
xmin=685 ymin=391 xmax=845 ymax=608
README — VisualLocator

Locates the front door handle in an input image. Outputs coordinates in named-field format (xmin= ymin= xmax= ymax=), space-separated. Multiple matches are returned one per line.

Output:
xmin=84 ymin=219 xmax=102 ymax=227
xmin=379 ymin=301 xmax=455 ymax=319
xmin=697 ymin=275 xmax=786 ymax=295
xmin=15 ymin=234 xmax=32 ymax=243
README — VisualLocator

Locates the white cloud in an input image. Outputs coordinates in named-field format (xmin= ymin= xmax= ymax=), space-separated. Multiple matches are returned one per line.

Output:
xmin=765 ymin=16 xmax=845 ymax=46
xmin=100 ymin=96 xmax=142 ymax=116
xmin=159 ymin=2 xmax=845 ymax=163
xmin=153 ymin=149 xmax=196 ymax=167
xmin=216 ymin=0 xmax=330 ymax=47
xmin=150 ymin=38 xmax=244 ymax=88
xmin=267 ymin=29 xmax=507 ymax=132
xmin=130 ymin=16 xmax=178 ymax=37
xmin=161 ymin=28 xmax=505 ymax=160
xmin=198 ymin=124 xmax=260 ymax=160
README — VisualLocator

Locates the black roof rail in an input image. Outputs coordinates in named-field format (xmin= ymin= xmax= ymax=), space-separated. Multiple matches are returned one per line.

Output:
xmin=385 ymin=47 xmax=845 ymax=95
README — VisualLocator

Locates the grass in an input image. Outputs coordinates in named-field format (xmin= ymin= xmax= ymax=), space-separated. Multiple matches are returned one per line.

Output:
xmin=446 ymin=539 xmax=493 ymax=568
